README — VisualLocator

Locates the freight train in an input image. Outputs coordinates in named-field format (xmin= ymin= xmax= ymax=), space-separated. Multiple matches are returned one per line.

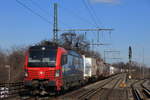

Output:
xmin=24 ymin=45 xmax=120 ymax=95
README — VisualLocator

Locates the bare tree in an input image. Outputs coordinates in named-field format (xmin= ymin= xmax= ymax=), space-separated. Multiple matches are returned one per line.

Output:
xmin=0 ymin=49 xmax=6 ymax=68
xmin=0 ymin=48 xmax=7 ymax=82
xmin=6 ymin=46 xmax=26 ymax=82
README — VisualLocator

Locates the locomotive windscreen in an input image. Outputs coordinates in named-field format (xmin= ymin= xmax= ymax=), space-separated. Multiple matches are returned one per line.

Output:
xmin=28 ymin=48 xmax=57 ymax=67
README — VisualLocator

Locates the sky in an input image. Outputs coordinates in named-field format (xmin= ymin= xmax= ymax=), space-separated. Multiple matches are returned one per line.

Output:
xmin=0 ymin=0 xmax=150 ymax=66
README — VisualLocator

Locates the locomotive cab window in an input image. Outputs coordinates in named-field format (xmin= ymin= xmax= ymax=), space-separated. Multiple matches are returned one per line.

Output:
xmin=28 ymin=49 xmax=57 ymax=67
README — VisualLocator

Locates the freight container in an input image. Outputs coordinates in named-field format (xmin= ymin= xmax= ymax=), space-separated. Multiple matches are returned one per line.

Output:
xmin=83 ymin=56 xmax=98 ymax=80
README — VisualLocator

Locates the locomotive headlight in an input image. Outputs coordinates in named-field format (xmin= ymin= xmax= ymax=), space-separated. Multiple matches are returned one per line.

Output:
xmin=55 ymin=70 xmax=60 ymax=77
xmin=42 ymin=47 xmax=46 ymax=50
xmin=24 ymin=70 xmax=28 ymax=77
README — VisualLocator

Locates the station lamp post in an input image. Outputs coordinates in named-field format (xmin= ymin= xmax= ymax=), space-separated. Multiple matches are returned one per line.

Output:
xmin=5 ymin=65 xmax=11 ymax=82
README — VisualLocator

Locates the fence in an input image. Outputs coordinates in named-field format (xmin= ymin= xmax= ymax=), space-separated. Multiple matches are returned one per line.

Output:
xmin=0 ymin=82 xmax=25 ymax=99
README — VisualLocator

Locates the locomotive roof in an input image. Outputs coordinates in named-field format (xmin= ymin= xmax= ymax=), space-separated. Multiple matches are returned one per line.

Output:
xmin=68 ymin=50 xmax=82 ymax=57
xmin=29 ymin=46 xmax=82 ymax=57
xmin=29 ymin=45 xmax=58 ymax=50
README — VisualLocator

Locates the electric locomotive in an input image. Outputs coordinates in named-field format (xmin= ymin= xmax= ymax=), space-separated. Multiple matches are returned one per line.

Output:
xmin=24 ymin=45 xmax=84 ymax=94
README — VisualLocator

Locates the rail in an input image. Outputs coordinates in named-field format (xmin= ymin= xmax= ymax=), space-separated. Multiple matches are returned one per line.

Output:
xmin=131 ymin=82 xmax=143 ymax=100
xmin=77 ymin=76 xmax=120 ymax=100
xmin=141 ymin=82 xmax=150 ymax=97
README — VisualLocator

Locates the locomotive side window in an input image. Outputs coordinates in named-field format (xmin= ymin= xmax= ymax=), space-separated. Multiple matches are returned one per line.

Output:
xmin=68 ymin=55 xmax=72 ymax=66
xmin=61 ymin=55 xmax=67 ymax=65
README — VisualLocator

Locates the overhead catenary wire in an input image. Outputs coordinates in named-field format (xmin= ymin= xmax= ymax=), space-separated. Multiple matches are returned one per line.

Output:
xmin=16 ymin=0 xmax=70 ymax=28
xmin=83 ymin=0 xmax=113 ymax=44
xmin=16 ymin=0 xmax=104 ymax=30
xmin=86 ymin=0 xmax=104 ymax=27
xmin=16 ymin=0 xmax=112 ymax=41
xmin=29 ymin=0 xmax=50 ymax=16
xmin=82 ymin=0 xmax=99 ymax=28
xmin=16 ymin=0 xmax=52 ymax=24
xmin=82 ymin=0 xmax=101 ymax=44
xmin=29 ymin=0 xmax=70 ymax=28
xmin=59 ymin=5 xmax=97 ymax=27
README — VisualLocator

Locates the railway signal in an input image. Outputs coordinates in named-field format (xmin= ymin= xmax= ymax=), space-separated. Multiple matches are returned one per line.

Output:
xmin=128 ymin=46 xmax=132 ymax=79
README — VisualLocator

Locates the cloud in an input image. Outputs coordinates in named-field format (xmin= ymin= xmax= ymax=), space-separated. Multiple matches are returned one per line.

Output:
xmin=90 ymin=0 xmax=120 ymax=4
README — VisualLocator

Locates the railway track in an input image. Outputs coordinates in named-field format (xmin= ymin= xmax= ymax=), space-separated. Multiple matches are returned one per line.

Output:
xmin=59 ymin=74 xmax=126 ymax=100
xmin=132 ymin=88 xmax=143 ymax=100
xmin=0 ymin=74 xmax=126 ymax=100
xmin=141 ymin=80 xmax=150 ymax=99
xmin=92 ymin=78 xmax=121 ymax=100
xmin=143 ymin=87 xmax=150 ymax=98
xmin=131 ymin=79 xmax=150 ymax=100
xmin=78 ymin=78 xmax=121 ymax=100
xmin=131 ymin=80 xmax=144 ymax=100
xmin=94 ymin=75 xmax=128 ymax=100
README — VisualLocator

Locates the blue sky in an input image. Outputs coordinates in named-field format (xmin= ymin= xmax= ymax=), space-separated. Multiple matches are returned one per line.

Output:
xmin=0 ymin=0 xmax=150 ymax=66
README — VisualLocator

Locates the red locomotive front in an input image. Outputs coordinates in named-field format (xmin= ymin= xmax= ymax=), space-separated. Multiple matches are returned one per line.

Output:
xmin=24 ymin=45 xmax=67 ymax=94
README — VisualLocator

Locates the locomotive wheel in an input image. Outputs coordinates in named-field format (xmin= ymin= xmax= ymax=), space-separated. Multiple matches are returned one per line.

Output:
xmin=31 ymin=90 xmax=40 ymax=96
xmin=61 ymin=86 xmax=66 ymax=94
xmin=64 ymin=83 xmax=69 ymax=91
xmin=55 ymin=90 xmax=61 ymax=96
xmin=78 ymin=80 xmax=82 ymax=87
